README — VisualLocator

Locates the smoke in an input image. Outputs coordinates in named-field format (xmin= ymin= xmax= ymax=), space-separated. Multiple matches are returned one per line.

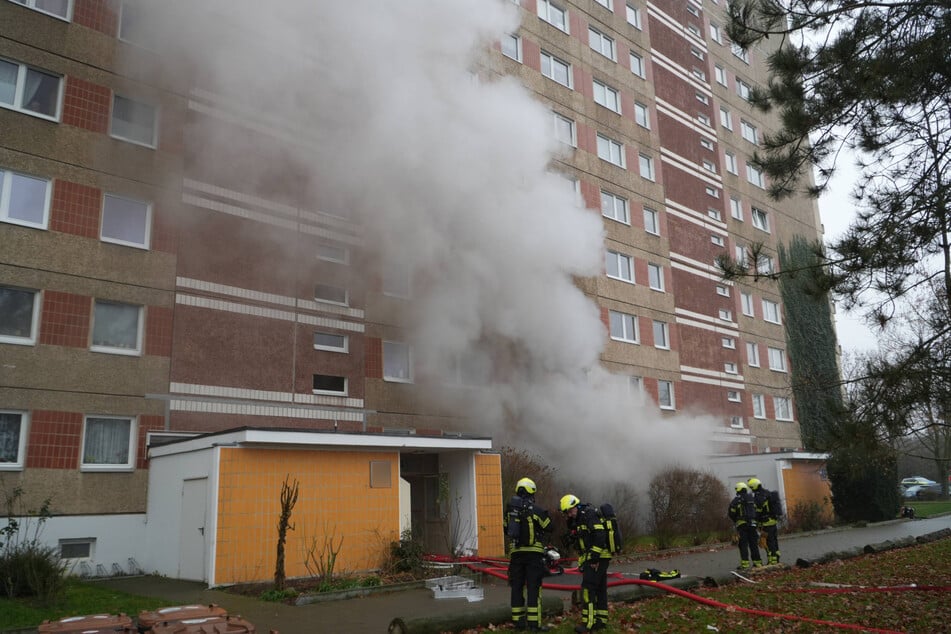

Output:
xmin=134 ymin=1 xmax=717 ymax=493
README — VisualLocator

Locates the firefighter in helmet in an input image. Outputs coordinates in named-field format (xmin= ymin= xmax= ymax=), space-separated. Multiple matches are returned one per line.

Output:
xmin=748 ymin=477 xmax=781 ymax=564
xmin=560 ymin=494 xmax=610 ymax=632
xmin=505 ymin=477 xmax=552 ymax=631
xmin=728 ymin=481 xmax=762 ymax=570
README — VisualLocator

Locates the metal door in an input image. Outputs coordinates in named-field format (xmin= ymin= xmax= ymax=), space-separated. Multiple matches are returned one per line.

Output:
xmin=179 ymin=478 xmax=207 ymax=581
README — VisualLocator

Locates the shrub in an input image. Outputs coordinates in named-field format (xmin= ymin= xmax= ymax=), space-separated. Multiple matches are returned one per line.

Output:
xmin=786 ymin=499 xmax=827 ymax=533
xmin=647 ymin=467 xmax=731 ymax=550
xmin=0 ymin=486 xmax=67 ymax=604
xmin=384 ymin=529 xmax=425 ymax=575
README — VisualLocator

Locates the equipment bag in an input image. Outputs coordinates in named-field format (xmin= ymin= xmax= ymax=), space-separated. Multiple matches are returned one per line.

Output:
xmin=768 ymin=489 xmax=784 ymax=518
xmin=598 ymin=503 xmax=623 ymax=554
xmin=505 ymin=495 xmax=533 ymax=547
xmin=639 ymin=568 xmax=680 ymax=581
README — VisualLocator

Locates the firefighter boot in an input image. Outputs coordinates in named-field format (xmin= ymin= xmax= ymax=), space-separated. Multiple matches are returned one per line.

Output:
xmin=736 ymin=560 xmax=750 ymax=571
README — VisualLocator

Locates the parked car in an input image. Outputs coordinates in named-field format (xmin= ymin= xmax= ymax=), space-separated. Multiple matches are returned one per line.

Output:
xmin=901 ymin=476 xmax=937 ymax=488
xmin=903 ymin=483 xmax=942 ymax=499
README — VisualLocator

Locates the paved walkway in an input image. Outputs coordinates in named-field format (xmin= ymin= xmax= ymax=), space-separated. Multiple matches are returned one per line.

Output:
xmin=34 ymin=515 xmax=951 ymax=633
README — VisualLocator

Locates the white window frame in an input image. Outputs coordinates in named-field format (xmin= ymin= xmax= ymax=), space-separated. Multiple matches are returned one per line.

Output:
xmin=702 ymin=159 xmax=716 ymax=173
xmin=540 ymin=51 xmax=572 ymax=88
xmin=740 ymin=120 xmax=759 ymax=144
xmin=707 ymin=207 xmax=721 ymax=221
xmin=605 ymin=249 xmax=634 ymax=283
xmin=735 ymin=244 xmax=747 ymax=267
xmin=502 ymin=33 xmax=523 ymax=62
xmin=643 ymin=207 xmax=659 ymax=235
xmin=695 ymin=91 xmax=708 ymax=105
xmin=634 ymin=102 xmax=650 ymax=129
xmin=711 ymin=234 xmax=724 ymax=247
xmin=537 ymin=0 xmax=569 ymax=33
xmin=658 ymin=379 xmax=675 ymax=410
xmin=724 ymin=362 xmax=738 ymax=374
xmin=722 ymin=336 xmax=735 ymax=349
xmin=757 ymin=254 xmax=776 ymax=275
xmin=737 ymin=78 xmax=752 ymax=100
xmin=80 ymin=415 xmax=136 ymax=472
xmin=90 ymin=300 xmax=143 ymax=356
xmin=730 ymin=415 xmax=744 ymax=429
xmin=597 ymin=134 xmax=625 ymax=167
xmin=768 ymin=346 xmax=787 ymax=372
xmin=629 ymin=51 xmax=645 ymax=78
xmin=700 ymin=137 xmax=714 ymax=150
xmin=720 ymin=106 xmax=732 ymax=131
xmin=314 ymin=283 xmax=349 ymax=306
xmin=697 ymin=112 xmax=711 ymax=126
xmin=314 ymin=331 xmax=349 ymax=353
xmin=316 ymin=242 xmax=350 ymax=264
xmin=762 ymin=299 xmax=781 ymax=324
xmin=100 ymin=193 xmax=152 ymax=250
xmin=601 ymin=190 xmax=629 ymax=224
xmin=0 ymin=409 xmax=29 ymax=470
xmin=609 ymin=309 xmax=639 ymax=343
xmin=732 ymin=42 xmax=750 ymax=64
xmin=774 ymin=396 xmax=793 ymax=421
xmin=716 ymin=284 xmax=730 ymax=297
xmin=0 ymin=57 xmax=63 ymax=121
xmin=10 ymin=0 xmax=73 ymax=20
xmin=639 ymin=153 xmax=655 ymax=180
xmin=710 ymin=24 xmax=723 ymax=45
xmin=313 ymin=374 xmax=348 ymax=396
xmin=653 ymin=320 xmax=669 ymax=349
xmin=714 ymin=64 xmax=727 ymax=85
xmin=0 ymin=285 xmax=41 ymax=346
xmin=752 ymin=393 xmax=766 ymax=419
xmin=727 ymin=390 xmax=741 ymax=402
xmin=752 ymin=207 xmax=770 ymax=232
xmin=110 ymin=94 xmax=158 ymax=148
xmin=553 ymin=111 xmax=577 ymax=147
xmin=383 ymin=340 xmax=414 ymax=383
xmin=724 ymin=151 xmax=738 ymax=175
xmin=593 ymin=0 xmax=610 ymax=7
xmin=625 ymin=3 xmax=642 ymax=29
xmin=705 ymin=186 xmax=719 ymax=198
xmin=746 ymin=163 xmax=764 ymax=188
xmin=747 ymin=341 xmax=760 ymax=367
xmin=648 ymin=263 xmax=664 ymax=291
xmin=588 ymin=27 xmax=616 ymax=61
xmin=0 ymin=168 xmax=52 ymax=229
xmin=593 ymin=79 xmax=621 ymax=113
xmin=718 ymin=308 xmax=733 ymax=321
xmin=730 ymin=196 xmax=743 ymax=220
xmin=59 ymin=538 xmax=95 ymax=561
xmin=740 ymin=292 xmax=754 ymax=317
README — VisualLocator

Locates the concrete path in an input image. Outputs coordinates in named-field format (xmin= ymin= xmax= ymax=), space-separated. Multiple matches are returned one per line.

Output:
xmin=54 ymin=515 xmax=951 ymax=633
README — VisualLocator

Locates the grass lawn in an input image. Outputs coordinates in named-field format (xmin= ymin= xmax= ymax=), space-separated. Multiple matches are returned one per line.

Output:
xmin=0 ymin=579 xmax=173 ymax=630
xmin=907 ymin=499 xmax=951 ymax=517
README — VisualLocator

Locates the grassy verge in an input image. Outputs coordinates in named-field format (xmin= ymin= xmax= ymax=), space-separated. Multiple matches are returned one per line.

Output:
xmin=0 ymin=578 xmax=173 ymax=630
xmin=490 ymin=536 xmax=951 ymax=633
xmin=907 ymin=499 xmax=951 ymax=517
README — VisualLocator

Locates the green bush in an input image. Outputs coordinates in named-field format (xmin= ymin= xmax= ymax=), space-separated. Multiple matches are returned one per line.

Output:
xmin=385 ymin=530 xmax=425 ymax=575
xmin=827 ymin=448 xmax=900 ymax=522
xmin=786 ymin=499 xmax=826 ymax=532
xmin=0 ymin=486 xmax=67 ymax=604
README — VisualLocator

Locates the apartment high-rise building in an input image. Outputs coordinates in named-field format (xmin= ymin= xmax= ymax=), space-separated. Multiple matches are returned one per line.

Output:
xmin=1 ymin=0 xmax=823 ymax=576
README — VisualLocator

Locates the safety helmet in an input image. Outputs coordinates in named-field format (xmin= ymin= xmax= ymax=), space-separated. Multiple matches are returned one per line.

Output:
xmin=735 ymin=481 xmax=748 ymax=493
xmin=560 ymin=494 xmax=580 ymax=513
xmin=747 ymin=477 xmax=761 ymax=490
xmin=516 ymin=477 xmax=537 ymax=495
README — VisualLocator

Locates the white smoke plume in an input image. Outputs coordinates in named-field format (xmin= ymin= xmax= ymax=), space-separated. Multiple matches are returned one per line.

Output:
xmin=135 ymin=1 xmax=718 ymax=494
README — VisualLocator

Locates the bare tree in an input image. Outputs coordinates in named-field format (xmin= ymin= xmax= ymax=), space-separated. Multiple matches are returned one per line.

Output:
xmin=274 ymin=475 xmax=300 ymax=591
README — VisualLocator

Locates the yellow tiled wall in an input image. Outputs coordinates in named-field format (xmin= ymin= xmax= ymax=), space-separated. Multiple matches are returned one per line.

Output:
xmin=215 ymin=448 xmax=400 ymax=585
xmin=783 ymin=462 xmax=834 ymax=523
xmin=475 ymin=452 xmax=504 ymax=557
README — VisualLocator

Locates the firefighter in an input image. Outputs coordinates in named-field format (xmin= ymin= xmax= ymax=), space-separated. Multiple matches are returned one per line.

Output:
xmin=728 ymin=481 xmax=762 ymax=570
xmin=748 ymin=477 xmax=781 ymax=564
xmin=505 ymin=477 xmax=552 ymax=631
xmin=560 ymin=494 xmax=610 ymax=633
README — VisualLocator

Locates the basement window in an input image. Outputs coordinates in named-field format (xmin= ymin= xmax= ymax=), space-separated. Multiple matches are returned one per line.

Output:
xmin=59 ymin=538 xmax=94 ymax=560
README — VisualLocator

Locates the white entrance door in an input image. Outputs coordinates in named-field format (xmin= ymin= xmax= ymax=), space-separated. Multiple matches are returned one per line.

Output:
xmin=179 ymin=478 xmax=207 ymax=581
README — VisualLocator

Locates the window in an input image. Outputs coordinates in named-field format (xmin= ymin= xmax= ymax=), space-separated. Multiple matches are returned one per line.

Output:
xmin=60 ymin=539 xmax=94 ymax=560
xmin=383 ymin=341 xmax=413 ymax=382
xmin=629 ymin=51 xmax=645 ymax=78
xmin=724 ymin=362 xmax=738 ymax=374
xmin=746 ymin=163 xmax=764 ymax=187
xmin=711 ymin=234 xmax=724 ymax=247
xmin=91 ymin=300 xmax=142 ymax=355
xmin=740 ymin=292 xmax=754 ymax=317
xmin=313 ymin=374 xmax=347 ymax=395
xmin=768 ymin=346 xmax=787 ymax=372
xmin=81 ymin=416 xmax=135 ymax=470
xmin=736 ymin=78 xmax=752 ymax=100
xmin=727 ymin=390 xmax=741 ymax=402
xmin=740 ymin=120 xmax=758 ymax=144
xmin=752 ymin=207 xmax=770 ymax=232
xmin=629 ymin=376 xmax=643 ymax=392
xmin=719 ymin=106 xmax=732 ymax=130
xmin=707 ymin=208 xmax=721 ymax=221
xmin=0 ymin=168 xmax=51 ymax=229
xmin=724 ymin=151 xmax=738 ymax=174
xmin=588 ymin=27 xmax=616 ymax=60
xmin=702 ymin=159 xmax=716 ymax=173
xmin=730 ymin=196 xmax=743 ymax=220
xmin=10 ymin=0 xmax=72 ymax=19
xmin=752 ymin=393 xmax=765 ymax=418
xmin=315 ymin=283 xmax=348 ymax=305
xmin=731 ymin=42 xmax=750 ymax=63
xmin=653 ymin=320 xmax=669 ymax=349
xmin=691 ymin=47 xmax=704 ymax=61
xmin=716 ymin=284 xmax=730 ymax=297
xmin=118 ymin=0 xmax=145 ymax=43
xmin=643 ymin=207 xmax=659 ymax=235
xmin=110 ymin=94 xmax=157 ymax=147
xmin=700 ymin=137 xmax=714 ymax=150
xmin=730 ymin=416 xmax=744 ymax=428
xmin=718 ymin=308 xmax=732 ymax=321
xmin=722 ymin=336 xmax=735 ymax=349
xmin=687 ymin=4 xmax=699 ymax=16
xmin=658 ymin=380 xmax=675 ymax=409
xmin=687 ymin=24 xmax=701 ymax=37
xmin=382 ymin=262 xmax=412 ymax=298
xmin=0 ymin=58 xmax=62 ymax=119
xmin=609 ymin=310 xmax=638 ymax=343
xmin=705 ymin=186 xmax=719 ymax=198
xmin=502 ymin=33 xmax=522 ymax=62
xmin=638 ymin=154 xmax=655 ymax=180
xmin=100 ymin=194 xmax=151 ymax=249
xmin=747 ymin=341 xmax=760 ymax=366
xmin=625 ymin=4 xmax=642 ymax=29
xmin=697 ymin=113 xmax=711 ymax=126
xmin=734 ymin=244 xmax=747 ymax=267
xmin=593 ymin=0 xmax=610 ymax=7
xmin=593 ymin=79 xmax=621 ymax=113
xmin=710 ymin=24 xmax=723 ymax=44
xmin=0 ymin=286 xmax=40 ymax=345
xmin=648 ymin=263 xmax=664 ymax=291
xmin=316 ymin=241 xmax=349 ymax=264
xmin=314 ymin=331 xmax=348 ymax=353
xmin=0 ymin=410 xmax=28 ymax=470
xmin=757 ymin=254 xmax=775 ymax=275
xmin=537 ymin=0 xmax=568 ymax=32
xmin=774 ymin=396 xmax=793 ymax=420
xmin=696 ymin=91 xmax=709 ymax=104
xmin=541 ymin=52 xmax=572 ymax=87
xmin=605 ymin=250 xmax=634 ymax=282
xmin=597 ymin=134 xmax=625 ymax=167
xmin=714 ymin=64 xmax=727 ymax=85
xmin=553 ymin=112 xmax=576 ymax=146
xmin=601 ymin=190 xmax=629 ymax=224
xmin=691 ymin=67 xmax=706 ymax=81
xmin=762 ymin=299 xmax=781 ymax=324
xmin=634 ymin=102 xmax=650 ymax=128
